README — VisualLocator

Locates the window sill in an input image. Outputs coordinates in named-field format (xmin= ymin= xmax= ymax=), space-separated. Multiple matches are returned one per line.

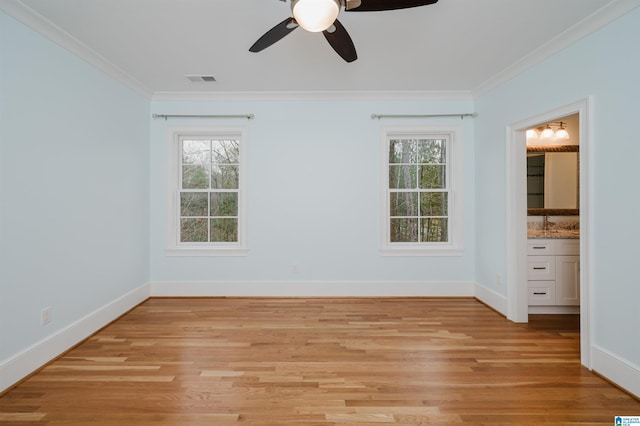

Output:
xmin=165 ymin=247 xmax=249 ymax=257
xmin=380 ymin=247 xmax=463 ymax=257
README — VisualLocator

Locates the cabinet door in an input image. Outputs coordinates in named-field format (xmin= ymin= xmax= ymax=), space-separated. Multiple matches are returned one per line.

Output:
xmin=556 ymin=255 xmax=580 ymax=305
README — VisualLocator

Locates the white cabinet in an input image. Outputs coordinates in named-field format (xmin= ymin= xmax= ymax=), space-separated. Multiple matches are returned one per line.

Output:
xmin=527 ymin=239 xmax=579 ymax=307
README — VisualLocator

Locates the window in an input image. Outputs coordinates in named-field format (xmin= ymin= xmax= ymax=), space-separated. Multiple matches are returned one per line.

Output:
xmin=381 ymin=127 xmax=463 ymax=256
xmin=166 ymin=126 xmax=247 ymax=256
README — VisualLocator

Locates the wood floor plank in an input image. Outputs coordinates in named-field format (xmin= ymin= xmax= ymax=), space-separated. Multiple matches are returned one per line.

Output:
xmin=0 ymin=412 xmax=47 ymax=421
xmin=1 ymin=298 xmax=638 ymax=425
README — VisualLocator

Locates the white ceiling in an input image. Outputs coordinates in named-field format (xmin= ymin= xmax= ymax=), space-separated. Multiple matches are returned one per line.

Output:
xmin=3 ymin=0 xmax=627 ymax=97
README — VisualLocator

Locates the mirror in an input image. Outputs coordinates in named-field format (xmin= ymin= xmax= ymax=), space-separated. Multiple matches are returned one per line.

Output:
xmin=527 ymin=145 xmax=579 ymax=215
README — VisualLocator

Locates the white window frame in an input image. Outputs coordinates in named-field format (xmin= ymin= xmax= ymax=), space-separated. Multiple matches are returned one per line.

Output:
xmin=165 ymin=125 xmax=248 ymax=256
xmin=380 ymin=125 xmax=464 ymax=256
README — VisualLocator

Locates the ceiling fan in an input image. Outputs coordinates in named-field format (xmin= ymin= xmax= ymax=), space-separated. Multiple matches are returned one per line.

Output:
xmin=249 ymin=0 xmax=439 ymax=63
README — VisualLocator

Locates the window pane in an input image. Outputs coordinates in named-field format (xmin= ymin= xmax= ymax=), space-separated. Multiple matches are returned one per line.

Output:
xmin=420 ymin=192 xmax=448 ymax=216
xmin=182 ymin=165 xmax=210 ymax=189
xmin=420 ymin=218 xmax=448 ymax=242
xmin=182 ymin=140 xmax=211 ymax=165
xmin=419 ymin=165 xmax=446 ymax=189
xmin=181 ymin=218 xmax=208 ymax=242
xmin=389 ymin=165 xmax=417 ymax=189
xmin=210 ymin=192 xmax=238 ymax=216
xmin=389 ymin=139 xmax=416 ymax=164
xmin=212 ymin=140 xmax=239 ymax=164
xmin=390 ymin=218 xmax=418 ymax=242
xmin=390 ymin=192 xmax=418 ymax=217
xmin=210 ymin=218 xmax=238 ymax=242
xmin=418 ymin=139 xmax=446 ymax=164
xmin=212 ymin=165 xmax=239 ymax=189
xmin=180 ymin=192 xmax=209 ymax=216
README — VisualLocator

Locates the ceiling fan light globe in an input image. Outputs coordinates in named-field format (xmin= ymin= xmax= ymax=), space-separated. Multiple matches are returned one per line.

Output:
xmin=292 ymin=0 xmax=341 ymax=32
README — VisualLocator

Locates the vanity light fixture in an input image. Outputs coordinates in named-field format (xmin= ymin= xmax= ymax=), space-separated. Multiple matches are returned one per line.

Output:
xmin=291 ymin=0 xmax=341 ymax=32
xmin=526 ymin=121 xmax=570 ymax=143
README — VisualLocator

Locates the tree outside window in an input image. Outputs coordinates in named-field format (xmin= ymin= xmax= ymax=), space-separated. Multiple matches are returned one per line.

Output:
xmin=388 ymin=137 xmax=449 ymax=244
xmin=179 ymin=138 xmax=240 ymax=244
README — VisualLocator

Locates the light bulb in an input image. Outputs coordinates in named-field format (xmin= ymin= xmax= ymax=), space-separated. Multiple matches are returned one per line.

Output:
xmin=526 ymin=129 xmax=539 ymax=140
xmin=555 ymin=123 xmax=570 ymax=140
xmin=292 ymin=0 xmax=340 ymax=32
xmin=540 ymin=126 xmax=555 ymax=139
xmin=555 ymin=128 xmax=569 ymax=140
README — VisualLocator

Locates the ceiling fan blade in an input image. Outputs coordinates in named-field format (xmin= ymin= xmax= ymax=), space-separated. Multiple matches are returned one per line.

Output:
xmin=345 ymin=0 xmax=438 ymax=12
xmin=249 ymin=17 xmax=298 ymax=53
xmin=323 ymin=19 xmax=357 ymax=63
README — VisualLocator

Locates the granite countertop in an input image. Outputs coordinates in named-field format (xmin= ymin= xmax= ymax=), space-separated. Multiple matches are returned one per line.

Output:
xmin=527 ymin=229 xmax=580 ymax=239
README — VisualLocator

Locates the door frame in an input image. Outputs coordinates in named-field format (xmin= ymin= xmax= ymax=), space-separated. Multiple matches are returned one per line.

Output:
xmin=505 ymin=98 xmax=592 ymax=368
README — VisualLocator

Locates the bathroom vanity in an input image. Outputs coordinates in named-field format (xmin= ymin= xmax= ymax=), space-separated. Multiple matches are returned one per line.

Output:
xmin=527 ymin=235 xmax=579 ymax=314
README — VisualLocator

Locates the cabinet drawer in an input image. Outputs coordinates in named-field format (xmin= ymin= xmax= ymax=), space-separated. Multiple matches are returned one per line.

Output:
xmin=527 ymin=256 xmax=556 ymax=280
xmin=527 ymin=240 xmax=554 ymax=256
xmin=528 ymin=281 xmax=556 ymax=305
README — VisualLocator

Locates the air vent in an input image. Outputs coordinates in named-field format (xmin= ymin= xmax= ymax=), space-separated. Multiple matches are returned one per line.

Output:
xmin=185 ymin=75 xmax=216 ymax=83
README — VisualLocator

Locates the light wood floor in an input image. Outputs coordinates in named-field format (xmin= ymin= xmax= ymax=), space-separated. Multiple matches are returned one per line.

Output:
xmin=1 ymin=298 xmax=638 ymax=425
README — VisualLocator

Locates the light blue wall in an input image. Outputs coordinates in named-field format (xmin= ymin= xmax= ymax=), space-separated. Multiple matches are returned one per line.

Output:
xmin=475 ymin=9 xmax=640 ymax=366
xmin=150 ymin=98 xmax=476 ymax=287
xmin=0 ymin=12 xmax=150 ymax=361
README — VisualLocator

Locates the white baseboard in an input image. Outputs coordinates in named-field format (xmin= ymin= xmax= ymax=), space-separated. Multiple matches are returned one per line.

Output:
xmin=474 ymin=282 xmax=507 ymax=316
xmin=591 ymin=344 xmax=640 ymax=399
xmin=150 ymin=280 xmax=476 ymax=298
xmin=0 ymin=283 xmax=150 ymax=394
xmin=528 ymin=305 xmax=580 ymax=314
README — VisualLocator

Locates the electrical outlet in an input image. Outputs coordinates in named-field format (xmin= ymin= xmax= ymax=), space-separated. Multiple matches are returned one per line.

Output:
xmin=292 ymin=264 xmax=300 ymax=273
xmin=41 ymin=307 xmax=52 ymax=326
xmin=496 ymin=274 xmax=503 ymax=285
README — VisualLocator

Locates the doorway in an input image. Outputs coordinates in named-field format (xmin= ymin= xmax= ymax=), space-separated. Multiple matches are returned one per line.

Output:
xmin=505 ymin=98 xmax=591 ymax=368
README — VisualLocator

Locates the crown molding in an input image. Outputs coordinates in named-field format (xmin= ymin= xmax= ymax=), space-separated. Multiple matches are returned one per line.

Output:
xmin=151 ymin=90 xmax=473 ymax=102
xmin=472 ymin=0 xmax=640 ymax=97
xmin=0 ymin=0 xmax=153 ymax=99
